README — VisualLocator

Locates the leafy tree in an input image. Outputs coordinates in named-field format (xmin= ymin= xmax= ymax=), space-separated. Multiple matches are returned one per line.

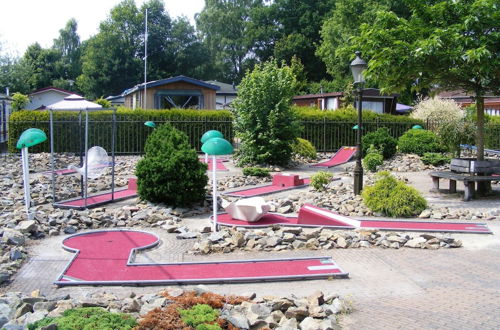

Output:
xmin=23 ymin=43 xmax=63 ymax=90
xmin=11 ymin=92 xmax=30 ymax=111
xmin=232 ymin=59 xmax=300 ymax=166
xmin=52 ymin=18 xmax=82 ymax=89
xmin=0 ymin=52 xmax=32 ymax=94
xmin=341 ymin=0 xmax=499 ymax=162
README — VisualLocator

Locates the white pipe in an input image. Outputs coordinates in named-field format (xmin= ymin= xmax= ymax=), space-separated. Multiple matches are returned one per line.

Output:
xmin=212 ymin=155 xmax=218 ymax=232
xmin=205 ymin=153 xmax=208 ymax=163
xmin=21 ymin=147 xmax=31 ymax=218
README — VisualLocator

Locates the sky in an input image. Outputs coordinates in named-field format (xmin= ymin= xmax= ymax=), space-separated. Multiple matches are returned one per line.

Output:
xmin=0 ymin=0 xmax=205 ymax=57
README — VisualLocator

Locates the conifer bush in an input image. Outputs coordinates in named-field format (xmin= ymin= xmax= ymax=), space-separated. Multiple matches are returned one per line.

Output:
xmin=311 ymin=171 xmax=333 ymax=191
xmin=292 ymin=138 xmax=317 ymax=160
xmin=361 ymin=127 xmax=397 ymax=159
xmin=362 ymin=172 xmax=427 ymax=217
xmin=135 ymin=123 xmax=208 ymax=207
xmin=421 ymin=152 xmax=451 ymax=166
xmin=397 ymin=129 xmax=446 ymax=156
xmin=242 ymin=167 xmax=271 ymax=177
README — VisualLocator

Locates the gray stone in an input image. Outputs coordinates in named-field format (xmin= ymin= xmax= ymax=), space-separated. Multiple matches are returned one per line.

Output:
xmin=2 ymin=229 xmax=25 ymax=245
xmin=63 ymin=226 xmax=77 ymax=234
xmin=9 ymin=249 xmax=23 ymax=261
xmin=17 ymin=220 xmax=37 ymax=233
xmin=284 ymin=306 xmax=309 ymax=321
xmin=224 ymin=312 xmax=249 ymax=329
xmin=336 ymin=236 xmax=347 ymax=248
xmin=22 ymin=310 xmax=48 ymax=326
xmin=404 ymin=237 xmax=427 ymax=248
xmin=121 ymin=298 xmax=141 ymax=313
xmin=277 ymin=317 xmax=298 ymax=329
xmin=14 ymin=302 xmax=33 ymax=319
xmin=139 ymin=298 xmax=167 ymax=316
xmin=307 ymin=291 xmax=325 ymax=306
xmin=176 ymin=231 xmax=198 ymax=239
xmin=208 ymin=232 xmax=225 ymax=242
xmin=33 ymin=301 xmax=57 ymax=312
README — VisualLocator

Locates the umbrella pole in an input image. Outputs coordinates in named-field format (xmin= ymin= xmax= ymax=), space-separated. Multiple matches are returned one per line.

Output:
xmin=212 ymin=155 xmax=218 ymax=232
xmin=21 ymin=147 xmax=32 ymax=219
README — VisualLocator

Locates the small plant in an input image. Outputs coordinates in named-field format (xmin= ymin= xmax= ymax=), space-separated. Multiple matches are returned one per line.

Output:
xmin=398 ymin=129 xmax=446 ymax=156
xmin=242 ymin=167 xmax=271 ymax=177
xmin=421 ymin=153 xmax=451 ymax=166
xmin=311 ymin=171 xmax=333 ymax=191
xmin=363 ymin=153 xmax=383 ymax=172
xmin=179 ymin=304 xmax=221 ymax=330
xmin=292 ymin=138 xmax=317 ymax=159
xmin=362 ymin=171 xmax=427 ymax=217
xmin=361 ymin=127 xmax=397 ymax=159
xmin=95 ymin=98 xmax=112 ymax=108
xmin=28 ymin=307 xmax=136 ymax=330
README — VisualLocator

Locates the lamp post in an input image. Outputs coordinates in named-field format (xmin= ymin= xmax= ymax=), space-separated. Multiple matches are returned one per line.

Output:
xmin=350 ymin=51 xmax=367 ymax=195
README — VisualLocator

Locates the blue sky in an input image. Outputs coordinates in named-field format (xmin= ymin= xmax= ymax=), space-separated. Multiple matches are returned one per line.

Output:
xmin=0 ymin=0 xmax=205 ymax=56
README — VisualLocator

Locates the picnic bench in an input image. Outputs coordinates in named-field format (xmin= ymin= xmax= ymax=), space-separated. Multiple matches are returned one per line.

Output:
xmin=429 ymin=171 xmax=499 ymax=201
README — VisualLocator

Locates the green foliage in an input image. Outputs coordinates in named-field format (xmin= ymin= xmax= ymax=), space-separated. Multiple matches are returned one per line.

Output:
xmin=397 ymin=129 xmax=446 ymax=156
xmin=362 ymin=171 xmax=427 ymax=217
xmin=242 ymin=167 xmax=271 ymax=177
xmin=94 ymin=98 xmax=111 ymax=108
xmin=363 ymin=146 xmax=383 ymax=172
xmin=11 ymin=92 xmax=30 ymax=111
xmin=179 ymin=304 xmax=220 ymax=329
xmin=292 ymin=138 xmax=317 ymax=160
xmin=410 ymin=97 xmax=465 ymax=124
xmin=8 ymin=108 xmax=233 ymax=153
xmin=437 ymin=119 xmax=476 ymax=157
xmin=421 ymin=153 xmax=451 ymax=167
xmin=311 ymin=171 xmax=333 ymax=191
xmin=361 ymin=128 xmax=397 ymax=159
xmin=233 ymin=59 xmax=301 ymax=166
xmin=135 ymin=123 xmax=208 ymax=207
xmin=28 ymin=307 xmax=136 ymax=330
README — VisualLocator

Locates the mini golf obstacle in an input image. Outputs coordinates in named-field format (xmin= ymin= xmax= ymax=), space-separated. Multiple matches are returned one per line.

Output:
xmin=199 ymin=157 xmax=229 ymax=171
xmin=311 ymin=147 xmax=356 ymax=168
xmin=223 ymin=174 xmax=320 ymax=197
xmin=54 ymin=178 xmax=138 ymax=209
xmin=55 ymin=230 xmax=348 ymax=285
xmin=216 ymin=204 xmax=492 ymax=234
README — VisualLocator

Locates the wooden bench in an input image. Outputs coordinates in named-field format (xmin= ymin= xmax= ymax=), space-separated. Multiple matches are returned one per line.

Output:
xmin=429 ymin=171 xmax=499 ymax=201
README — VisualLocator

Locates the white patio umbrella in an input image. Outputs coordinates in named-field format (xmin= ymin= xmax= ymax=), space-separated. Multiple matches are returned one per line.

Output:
xmin=47 ymin=94 xmax=102 ymax=110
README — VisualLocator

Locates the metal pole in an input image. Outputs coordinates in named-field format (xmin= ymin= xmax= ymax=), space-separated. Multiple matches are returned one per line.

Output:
xmin=354 ymin=86 xmax=364 ymax=195
xmin=49 ymin=110 xmax=56 ymax=203
xmin=111 ymin=109 xmax=116 ymax=200
xmin=144 ymin=9 xmax=148 ymax=109
xmin=21 ymin=147 xmax=31 ymax=218
xmin=212 ymin=155 xmax=218 ymax=232
xmin=84 ymin=110 xmax=89 ymax=207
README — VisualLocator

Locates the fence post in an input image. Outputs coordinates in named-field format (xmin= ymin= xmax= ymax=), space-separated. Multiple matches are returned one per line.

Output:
xmin=323 ymin=117 xmax=326 ymax=153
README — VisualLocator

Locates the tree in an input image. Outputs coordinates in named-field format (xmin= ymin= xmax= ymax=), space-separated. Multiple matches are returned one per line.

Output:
xmin=11 ymin=92 xmax=30 ymax=111
xmin=232 ymin=59 xmax=300 ymax=166
xmin=52 ymin=18 xmax=82 ymax=90
xmin=338 ymin=0 xmax=499 ymax=162
xmin=0 ymin=53 xmax=32 ymax=94
xmin=23 ymin=43 xmax=63 ymax=90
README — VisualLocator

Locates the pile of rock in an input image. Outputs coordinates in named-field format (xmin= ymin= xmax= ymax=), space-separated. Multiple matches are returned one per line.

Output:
xmin=379 ymin=153 xmax=449 ymax=172
xmin=418 ymin=207 xmax=500 ymax=221
xmin=190 ymin=227 xmax=462 ymax=254
xmin=0 ymin=288 xmax=350 ymax=330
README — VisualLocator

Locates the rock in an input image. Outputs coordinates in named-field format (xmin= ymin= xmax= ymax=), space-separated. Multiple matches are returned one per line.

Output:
xmin=224 ymin=312 xmax=249 ymax=329
xmin=176 ymin=231 xmax=198 ymax=239
xmin=307 ymin=291 xmax=325 ymax=306
xmin=277 ymin=317 xmax=298 ymax=329
xmin=164 ymin=288 xmax=184 ymax=297
xmin=336 ymin=237 xmax=347 ymax=248
xmin=33 ymin=301 xmax=57 ymax=312
xmin=284 ymin=306 xmax=309 ymax=321
xmin=139 ymin=298 xmax=167 ymax=316
xmin=418 ymin=209 xmax=431 ymax=218
xmin=2 ymin=229 xmax=25 ymax=246
xmin=22 ymin=310 xmax=48 ymax=326
xmin=300 ymin=317 xmax=336 ymax=330
xmin=16 ymin=220 xmax=37 ymax=233
xmin=404 ymin=237 xmax=427 ymax=248
xmin=63 ymin=226 xmax=77 ymax=234
xmin=14 ymin=303 xmax=33 ymax=319
xmin=232 ymin=231 xmax=245 ymax=247
xmin=9 ymin=249 xmax=23 ymax=261
xmin=121 ymin=298 xmax=141 ymax=313
xmin=208 ymin=232 xmax=225 ymax=242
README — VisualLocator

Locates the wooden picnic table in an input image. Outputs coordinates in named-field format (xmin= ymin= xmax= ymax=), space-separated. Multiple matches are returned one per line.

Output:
xmin=429 ymin=171 xmax=499 ymax=201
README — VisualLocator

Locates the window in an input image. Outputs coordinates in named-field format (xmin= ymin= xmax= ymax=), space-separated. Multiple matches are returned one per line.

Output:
xmin=154 ymin=90 xmax=204 ymax=109
xmin=355 ymin=101 xmax=384 ymax=113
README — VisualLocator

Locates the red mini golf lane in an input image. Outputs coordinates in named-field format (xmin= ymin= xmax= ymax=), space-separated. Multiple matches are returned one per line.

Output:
xmin=217 ymin=204 xmax=492 ymax=234
xmin=224 ymin=174 xmax=314 ymax=197
xmin=311 ymin=147 xmax=356 ymax=168
xmin=199 ymin=157 xmax=229 ymax=171
xmin=55 ymin=230 xmax=347 ymax=285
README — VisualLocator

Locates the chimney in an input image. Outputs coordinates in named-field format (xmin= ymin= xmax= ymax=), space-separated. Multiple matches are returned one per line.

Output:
xmin=5 ymin=87 xmax=9 ymax=96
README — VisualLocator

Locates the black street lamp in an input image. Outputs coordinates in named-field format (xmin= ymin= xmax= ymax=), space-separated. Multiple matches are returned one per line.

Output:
xmin=350 ymin=51 xmax=367 ymax=195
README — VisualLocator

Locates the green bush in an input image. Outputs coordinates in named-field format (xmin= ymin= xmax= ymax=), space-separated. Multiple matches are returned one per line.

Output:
xmin=135 ymin=123 xmax=208 ymax=207
xmin=242 ymin=167 xmax=271 ymax=177
xmin=363 ymin=151 xmax=384 ymax=172
xmin=292 ymin=138 xmax=317 ymax=159
xmin=437 ymin=119 xmax=476 ymax=157
xmin=397 ymin=129 xmax=446 ymax=156
xmin=28 ymin=307 xmax=136 ymax=330
xmin=362 ymin=172 xmax=427 ymax=217
xmin=361 ymin=128 xmax=397 ymax=159
xmin=421 ymin=153 xmax=451 ymax=166
xmin=179 ymin=304 xmax=220 ymax=330
xmin=311 ymin=171 xmax=333 ymax=191
xmin=232 ymin=59 xmax=301 ymax=166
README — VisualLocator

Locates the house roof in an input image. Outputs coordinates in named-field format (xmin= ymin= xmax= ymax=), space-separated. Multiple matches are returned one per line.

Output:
xmin=0 ymin=93 xmax=11 ymax=100
xmin=122 ymin=76 xmax=220 ymax=96
xmin=204 ymin=80 xmax=237 ymax=95
xmin=293 ymin=89 xmax=399 ymax=100
xmin=29 ymin=86 xmax=80 ymax=97
xmin=293 ymin=92 xmax=343 ymax=100
xmin=47 ymin=94 xmax=102 ymax=111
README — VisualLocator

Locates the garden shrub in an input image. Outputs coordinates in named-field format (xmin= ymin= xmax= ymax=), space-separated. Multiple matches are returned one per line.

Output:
xmin=242 ymin=167 xmax=271 ymax=177
xmin=311 ymin=171 xmax=333 ymax=191
xmin=135 ymin=123 xmax=208 ymax=207
xmin=28 ymin=307 xmax=136 ymax=330
xmin=421 ymin=153 xmax=451 ymax=166
xmin=363 ymin=150 xmax=383 ymax=172
xmin=397 ymin=129 xmax=446 ymax=156
xmin=410 ymin=97 xmax=465 ymax=124
xmin=361 ymin=127 xmax=397 ymax=159
xmin=362 ymin=172 xmax=427 ymax=217
xmin=232 ymin=59 xmax=301 ymax=166
xmin=437 ymin=119 xmax=476 ymax=157
xmin=179 ymin=304 xmax=220 ymax=329
xmin=292 ymin=138 xmax=317 ymax=159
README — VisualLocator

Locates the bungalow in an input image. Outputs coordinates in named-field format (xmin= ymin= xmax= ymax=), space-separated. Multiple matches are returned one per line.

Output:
xmin=27 ymin=86 xmax=79 ymax=110
xmin=438 ymin=90 xmax=500 ymax=116
xmin=204 ymin=80 xmax=237 ymax=110
xmin=0 ymin=93 xmax=12 ymax=148
xmin=292 ymin=88 xmax=399 ymax=114
xmin=122 ymin=76 xmax=220 ymax=110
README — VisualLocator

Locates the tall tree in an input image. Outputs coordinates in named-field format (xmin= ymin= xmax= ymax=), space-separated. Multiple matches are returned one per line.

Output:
xmin=338 ymin=0 xmax=499 ymax=162
xmin=0 ymin=51 xmax=32 ymax=94
xmin=23 ymin=43 xmax=62 ymax=90
xmin=52 ymin=18 xmax=82 ymax=90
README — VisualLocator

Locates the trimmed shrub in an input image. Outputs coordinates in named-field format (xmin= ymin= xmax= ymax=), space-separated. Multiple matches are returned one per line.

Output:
xmin=398 ymin=129 xmax=446 ymax=156
xmin=362 ymin=172 xmax=427 ymax=217
xmin=28 ymin=307 xmax=136 ymax=330
xmin=232 ymin=59 xmax=301 ymax=166
xmin=421 ymin=153 xmax=451 ymax=166
xmin=363 ymin=152 xmax=383 ymax=172
xmin=311 ymin=171 xmax=333 ymax=191
xmin=242 ymin=167 xmax=271 ymax=177
xmin=179 ymin=304 xmax=220 ymax=329
xmin=361 ymin=128 xmax=397 ymax=159
xmin=135 ymin=123 xmax=208 ymax=207
xmin=292 ymin=138 xmax=317 ymax=159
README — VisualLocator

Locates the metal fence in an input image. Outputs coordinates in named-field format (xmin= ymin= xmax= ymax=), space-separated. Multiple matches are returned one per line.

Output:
xmin=0 ymin=100 xmax=10 ymax=150
xmin=7 ymin=117 xmax=500 ymax=154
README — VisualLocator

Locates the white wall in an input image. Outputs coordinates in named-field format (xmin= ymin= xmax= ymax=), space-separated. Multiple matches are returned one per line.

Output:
xmin=27 ymin=90 xmax=70 ymax=110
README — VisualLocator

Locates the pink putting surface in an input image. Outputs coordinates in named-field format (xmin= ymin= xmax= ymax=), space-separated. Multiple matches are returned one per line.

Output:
xmin=55 ymin=230 xmax=347 ymax=285
xmin=56 ymin=188 xmax=137 ymax=208
xmin=224 ymin=178 xmax=311 ymax=197
xmin=312 ymin=147 xmax=356 ymax=168
xmin=199 ymin=158 xmax=229 ymax=171
xmin=217 ymin=204 xmax=491 ymax=234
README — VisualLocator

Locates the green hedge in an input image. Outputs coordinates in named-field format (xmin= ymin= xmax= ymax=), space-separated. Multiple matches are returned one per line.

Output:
xmin=8 ymin=107 xmax=233 ymax=153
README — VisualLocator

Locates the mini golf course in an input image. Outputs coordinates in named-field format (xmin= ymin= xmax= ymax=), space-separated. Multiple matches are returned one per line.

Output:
xmin=55 ymin=230 xmax=348 ymax=286
xmin=223 ymin=174 xmax=320 ymax=197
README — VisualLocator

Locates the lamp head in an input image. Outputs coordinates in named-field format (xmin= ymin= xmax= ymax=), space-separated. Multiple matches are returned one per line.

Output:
xmin=144 ymin=121 xmax=156 ymax=128
xmin=350 ymin=51 xmax=367 ymax=84
xmin=201 ymin=137 xmax=233 ymax=155
xmin=16 ymin=128 xmax=47 ymax=149
xmin=201 ymin=130 xmax=223 ymax=143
